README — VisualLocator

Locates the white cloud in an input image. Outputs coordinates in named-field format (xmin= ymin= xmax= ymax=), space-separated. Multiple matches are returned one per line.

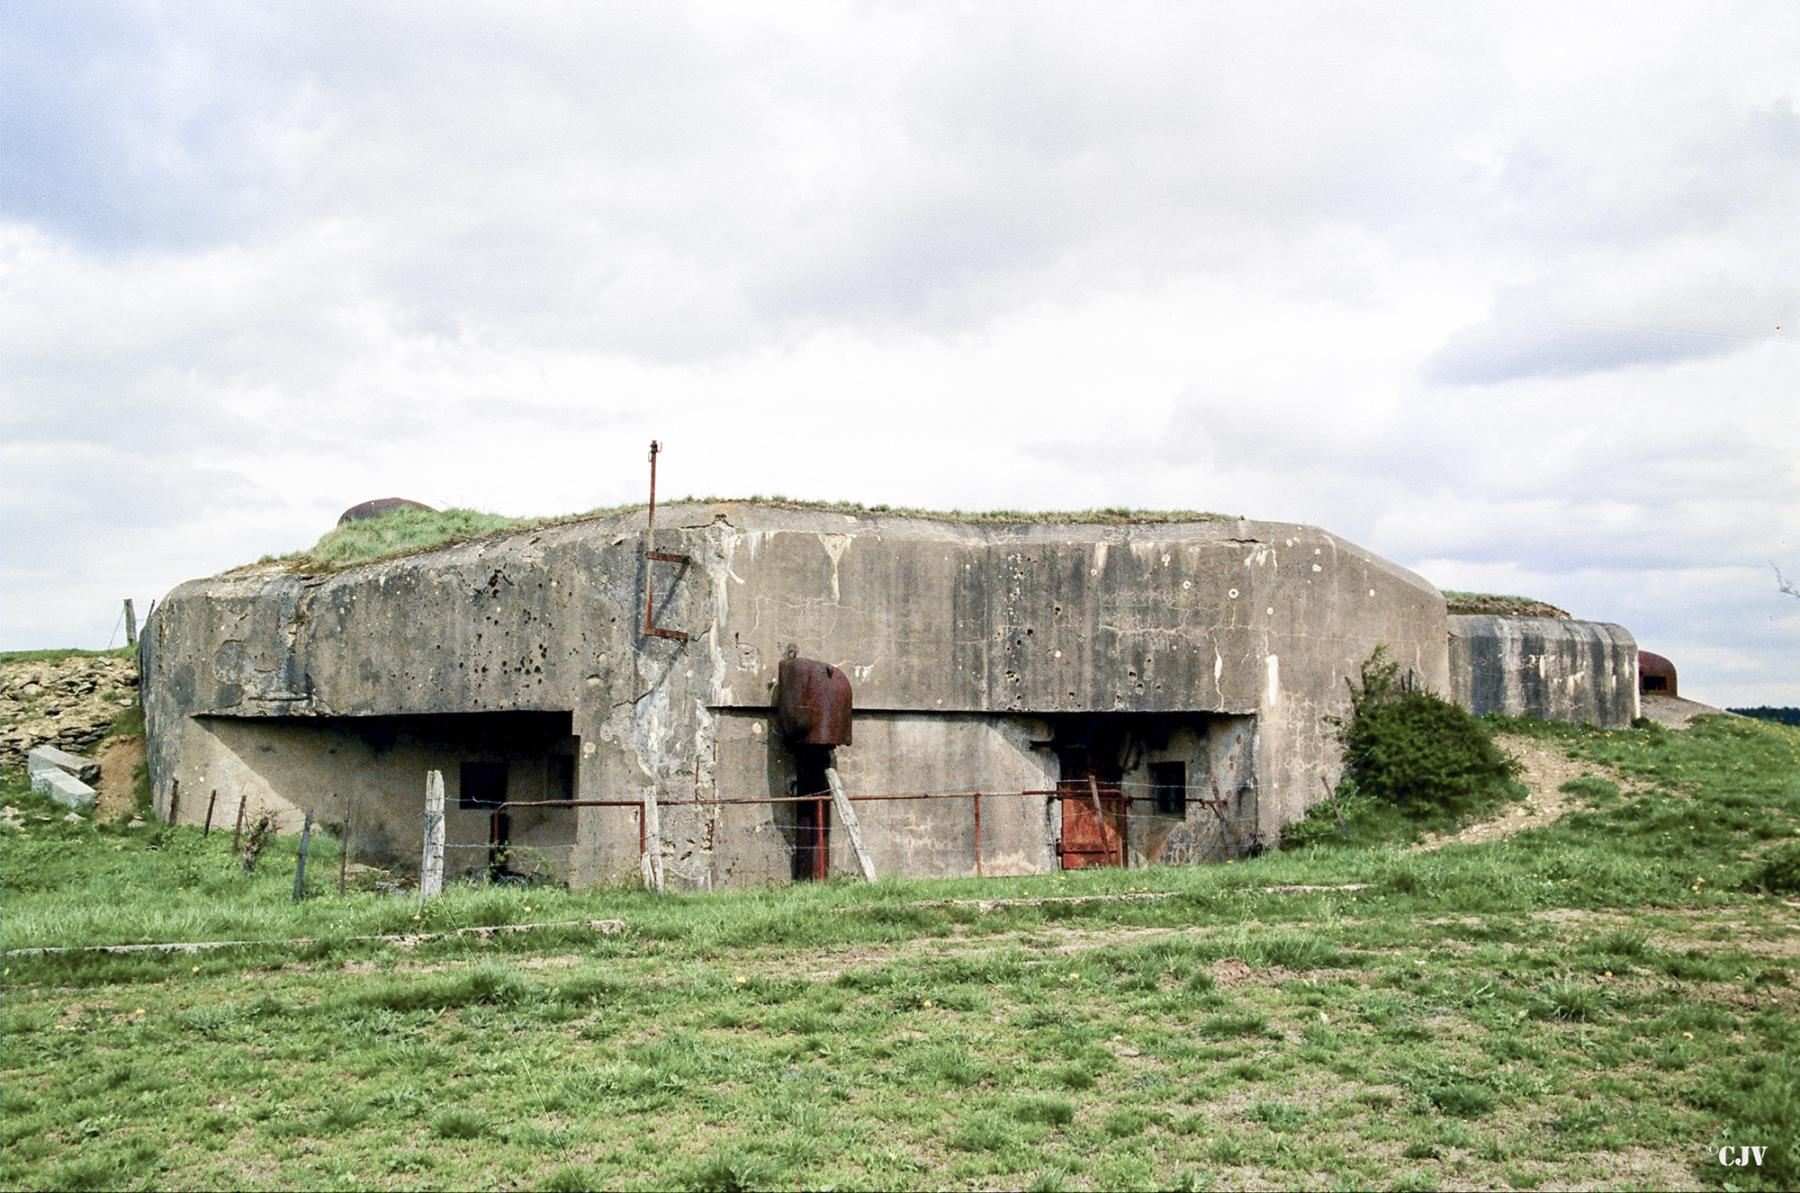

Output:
xmin=1 ymin=1 xmax=1796 ymax=705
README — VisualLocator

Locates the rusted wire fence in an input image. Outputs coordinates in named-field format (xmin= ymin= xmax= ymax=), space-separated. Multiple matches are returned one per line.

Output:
xmin=433 ymin=781 xmax=1262 ymax=890
xmin=162 ymin=779 xmax=1261 ymax=897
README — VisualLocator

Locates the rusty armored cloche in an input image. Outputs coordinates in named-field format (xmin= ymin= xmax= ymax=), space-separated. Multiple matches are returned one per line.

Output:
xmin=337 ymin=497 xmax=437 ymax=526
xmin=775 ymin=653 xmax=853 ymax=746
xmin=1638 ymin=650 xmax=1678 ymax=698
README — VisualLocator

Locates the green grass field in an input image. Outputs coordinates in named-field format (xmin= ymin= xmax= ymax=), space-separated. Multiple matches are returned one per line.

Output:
xmin=4 ymin=714 xmax=1796 ymax=1191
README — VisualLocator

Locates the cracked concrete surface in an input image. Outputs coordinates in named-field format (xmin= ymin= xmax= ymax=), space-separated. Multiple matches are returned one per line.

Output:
xmin=145 ymin=504 xmax=1451 ymax=888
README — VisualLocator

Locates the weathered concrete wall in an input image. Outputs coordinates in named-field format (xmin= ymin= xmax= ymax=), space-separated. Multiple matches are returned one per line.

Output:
xmin=706 ymin=509 xmax=1448 ymax=842
xmin=144 ymin=504 xmax=1450 ymax=883
xmin=1447 ymin=616 xmax=1638 ymax=728
xmin=177 ymin=715 xmax=580 ymax=880
xmin=142 ymin=515 xmax=721 ymax=883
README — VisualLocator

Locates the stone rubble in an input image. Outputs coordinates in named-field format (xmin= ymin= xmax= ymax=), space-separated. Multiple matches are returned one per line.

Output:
xmin=0 ymin=654 xmax=138 ymax=776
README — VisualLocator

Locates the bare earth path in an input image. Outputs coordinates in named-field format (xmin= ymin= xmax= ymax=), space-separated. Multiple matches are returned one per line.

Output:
xmin=1410 ymin=732 xmax=1618 ymax=851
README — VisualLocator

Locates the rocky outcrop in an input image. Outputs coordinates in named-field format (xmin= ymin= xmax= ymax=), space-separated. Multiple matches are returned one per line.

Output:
xmin=0 ymin=655 xmax=138 ymax=775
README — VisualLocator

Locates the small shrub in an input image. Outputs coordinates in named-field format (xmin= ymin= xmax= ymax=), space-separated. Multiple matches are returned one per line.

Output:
xmin=1244 ymin=1100 xmax=1306 ymax=1130
xmin=679 ymin=1148 xmax=778 ymax=1193
xmin=1198 ymin=1012 xmax=1271 ymax=1039
xmin=430 ymin=1108 xmax=487 ymax=1139
xmin=540 ymin=1166 xmax=600 ymax=1192
xmin=1337 ymin=650 xmax=1516 ymax=817
xmin=1102 ymin=1107 xmax=1151 ymax=1137
xmin=1747 ymin=841 xmax=1800 ymax=895
xmin=1423 ymin=1083 xmax=1495 ymax=1119
xmin=1530 ymin=979 xmax=1610 ymax=1023
xmin=949 ymin=1114 xmax=1012 ymax=1152
xmin=1209 ymin=1136 xmax=1247 ymax=1165
xmin=239 ymin=812 xmax=277 ymax=872
xmin=1012 ymin=1096 xmax=1075 ymax=1126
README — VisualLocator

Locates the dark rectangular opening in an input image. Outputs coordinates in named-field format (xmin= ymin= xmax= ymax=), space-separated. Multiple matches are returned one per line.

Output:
xmin=1151 ymin=761 xmax=1187 ymax=816
xmin=1643 ymin=675 xmax=1668 ymax=692
xmin=460 ymin=761 xmax=509 ymax=809
xmin=549 ymin=754 xmax=576 ymax=800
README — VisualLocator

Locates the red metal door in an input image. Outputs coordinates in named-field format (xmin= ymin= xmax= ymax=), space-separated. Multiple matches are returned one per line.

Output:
xmin=1058 ymin=756 xmax=1125 ymax=869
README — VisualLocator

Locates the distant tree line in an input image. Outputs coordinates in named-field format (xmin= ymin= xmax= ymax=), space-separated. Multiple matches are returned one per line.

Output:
xmin=1730 ymin=707 xmax=1800 ymax=727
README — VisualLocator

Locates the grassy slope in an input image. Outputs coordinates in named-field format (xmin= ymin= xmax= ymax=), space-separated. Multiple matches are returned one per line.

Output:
xmin=3 ymin=715 xmax=1796 ymax=1191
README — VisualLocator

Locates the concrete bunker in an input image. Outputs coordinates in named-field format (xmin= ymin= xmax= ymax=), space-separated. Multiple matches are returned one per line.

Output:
xmin=143 ymin=502 xmax=1471 ymax=889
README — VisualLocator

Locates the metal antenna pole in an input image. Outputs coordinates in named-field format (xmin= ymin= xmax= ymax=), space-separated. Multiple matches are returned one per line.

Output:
xmin=642 ymin=440 xmax=690 ymax=641
xmin=644 ymin=440 xmax=659 ymax=638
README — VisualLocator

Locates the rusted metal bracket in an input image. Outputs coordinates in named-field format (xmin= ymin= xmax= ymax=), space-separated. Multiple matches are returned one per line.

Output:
xmin=643 ymin=440 xmax=690 ymax=642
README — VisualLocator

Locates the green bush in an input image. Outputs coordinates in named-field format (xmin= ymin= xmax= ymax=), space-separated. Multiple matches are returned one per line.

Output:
xmin=1336 ymin=648 xmax=1516 ymax=818
xmin=1747 ymin=841 xmax=1800 ymax=895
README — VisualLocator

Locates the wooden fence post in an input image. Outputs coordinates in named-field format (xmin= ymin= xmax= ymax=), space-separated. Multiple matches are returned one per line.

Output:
xmin=420 ymin=771 xmax=446 ymax=904
xmin=637 ymin=789 xmax=665 ymax=893
xmin=203 ymin=790 xmax=218 ymax=836
xmin=338 ymin=816 xmax=351 ymax=896
xmin=231 ymin=799 xmax=246 ymax=857
xmin=825 ymin=767 xmax=876 ymax=882
xmin=167 ymin=780 xmax=180 ymax=826
xmin=292 ymin=811 xmax=314 ymax=902
xmin=123 ymin=599 xmax=137 ymax=648
xmin=972 ymin=791 xmax=983 ymax=878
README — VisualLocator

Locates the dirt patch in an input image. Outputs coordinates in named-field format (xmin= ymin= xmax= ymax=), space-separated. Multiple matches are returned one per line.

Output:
xmin=94 ymin=735 xmax=145 ymax=820
xmin=1411 ymin=734 xmax=1621 ymax=852
xmin=517 ymin=953 xmax=583 ymax=970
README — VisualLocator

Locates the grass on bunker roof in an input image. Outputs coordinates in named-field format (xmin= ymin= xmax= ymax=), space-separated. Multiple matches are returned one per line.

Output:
xmin=3 ymin=714 xmax=1797 ymax=1191
xmin=253 ymin=499 xmax=1236 ymax=573
xmin=1441 ymin=591 xmax=1573 ymax=619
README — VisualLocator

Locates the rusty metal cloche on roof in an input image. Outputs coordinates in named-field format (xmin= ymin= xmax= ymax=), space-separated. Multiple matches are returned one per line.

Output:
xmin=1638 ymin=650 xmax=1678 ymax=698
xmin=337 ymin=497 xmax=437 ymax=526
xmin=775 ymin=650 xmax=853 ymax=746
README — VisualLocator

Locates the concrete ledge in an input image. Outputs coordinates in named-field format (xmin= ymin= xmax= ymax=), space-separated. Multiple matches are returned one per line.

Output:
xmin=30 ymin=765 xmax=96 ymax=810
xmin=27 ymin=745 xmax=100 ymax=784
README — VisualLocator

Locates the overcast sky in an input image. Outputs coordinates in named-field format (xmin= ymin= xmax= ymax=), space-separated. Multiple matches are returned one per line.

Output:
xmin=2 ymin=2 xmax=1796 ymax=706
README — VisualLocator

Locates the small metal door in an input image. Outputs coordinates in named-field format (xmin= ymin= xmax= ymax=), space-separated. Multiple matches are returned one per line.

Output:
xmin=1057 ymin=754 xmax=1125 ymax=869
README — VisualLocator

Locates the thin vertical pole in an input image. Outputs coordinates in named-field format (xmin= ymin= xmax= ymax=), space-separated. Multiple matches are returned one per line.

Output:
xmin=644 ymin=440 xmax=660 ymax=638
xmin=293 ymin=810 xmax=314 ymax=902
xmin=488 ymin=805 xmax=503 ymax=881
xmin=815 ymin=794 xmax=828 ymax=880
xmin=338 ymin=816 xmax=351 ymax=896
xmin=231 ymin=799 xmax=246 ymax=857
xmin=167 ymin=779 xmax=181 ymax=826
xmin=203 ymin=790 xmax=218 ymax=836
xmin=972 ymin=791 xmax=983 ymax=878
